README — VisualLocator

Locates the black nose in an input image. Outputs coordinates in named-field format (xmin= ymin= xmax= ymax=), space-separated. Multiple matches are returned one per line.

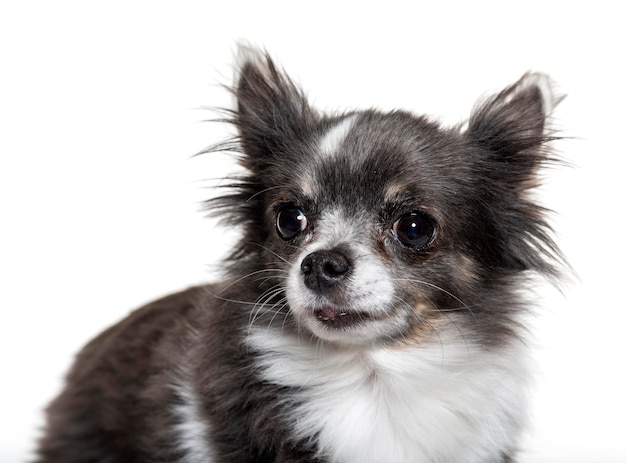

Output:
xmin=301 ymin=250 xmax=352 ymax=294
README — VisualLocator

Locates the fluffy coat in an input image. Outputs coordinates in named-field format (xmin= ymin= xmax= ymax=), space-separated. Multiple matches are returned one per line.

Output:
xmin=36 ymin=46 xmax=564 ymax=463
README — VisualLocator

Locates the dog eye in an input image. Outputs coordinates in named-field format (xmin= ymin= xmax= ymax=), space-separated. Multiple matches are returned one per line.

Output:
xmin=276 ymin=206 xmax=308 ymax=240
xmin=393 ymin=212 xmax=436 ymax=249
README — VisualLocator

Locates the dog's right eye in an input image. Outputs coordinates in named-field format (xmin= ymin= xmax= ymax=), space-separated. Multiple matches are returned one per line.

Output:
xmin=276 ymin=206 xmax=308 ymax=240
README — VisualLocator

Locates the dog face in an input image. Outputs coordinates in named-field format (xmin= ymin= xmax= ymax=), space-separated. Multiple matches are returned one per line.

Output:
xmin=277 ymin=112 xmax=469 ymax=345
xmin=210 ymin=47 xmax=562 ymax=347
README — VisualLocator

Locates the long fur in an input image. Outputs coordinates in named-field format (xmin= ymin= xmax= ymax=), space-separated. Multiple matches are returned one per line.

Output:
xmin=35 ymin=46 xmax=565 ymax=463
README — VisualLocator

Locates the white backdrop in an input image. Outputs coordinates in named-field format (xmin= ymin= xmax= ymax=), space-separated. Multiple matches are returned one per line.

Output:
xmin=1 ymin=1 xmax=624 ymax=462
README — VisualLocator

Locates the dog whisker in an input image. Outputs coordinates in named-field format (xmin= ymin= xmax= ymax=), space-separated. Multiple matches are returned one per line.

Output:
xmin=249 ymin=242 xmax=292 ymax=265
xmin=248 ymin=286 xmax=287 ymax=329
xmin=391 ymin=277 xmax=477 ymax=321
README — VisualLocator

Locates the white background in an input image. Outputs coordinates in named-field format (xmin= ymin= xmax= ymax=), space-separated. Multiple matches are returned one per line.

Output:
xmin=1 ymin=1 xmax=624 ymax=462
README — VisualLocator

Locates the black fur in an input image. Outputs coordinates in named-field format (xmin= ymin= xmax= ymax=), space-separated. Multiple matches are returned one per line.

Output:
xmin=35 ymin=48 xmax=565 ymax=463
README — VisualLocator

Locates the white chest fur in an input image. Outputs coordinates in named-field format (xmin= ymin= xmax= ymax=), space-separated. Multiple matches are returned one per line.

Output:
xmin=246 ymin=328 xmax=530 ymax=463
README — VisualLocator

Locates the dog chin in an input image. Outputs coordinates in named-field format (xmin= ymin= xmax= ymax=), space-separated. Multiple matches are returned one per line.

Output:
xmin=290 ymin=300 xmax=406 ymax=345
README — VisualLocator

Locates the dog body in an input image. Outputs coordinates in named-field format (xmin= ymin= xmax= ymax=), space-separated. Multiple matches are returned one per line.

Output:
xmin=36 ymin=47 xmax=563 ymax=463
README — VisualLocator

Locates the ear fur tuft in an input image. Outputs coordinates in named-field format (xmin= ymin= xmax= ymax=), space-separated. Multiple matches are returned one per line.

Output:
xmin=467 ymin=72 xmax=562 ymax=161
xmin=466 ymin=73 xmax=567 ymax=280
xmin=232 ymin=43 xmax=315 ymax=164
xmin=203 ymin=45 xmax=316 ymax=271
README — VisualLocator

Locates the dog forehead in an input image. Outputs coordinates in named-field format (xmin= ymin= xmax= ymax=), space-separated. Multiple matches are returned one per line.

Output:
xmin=300 ymin=113 xmax=426 ymax=201
xmin=317 ymin=115 xmax=359 ymax=161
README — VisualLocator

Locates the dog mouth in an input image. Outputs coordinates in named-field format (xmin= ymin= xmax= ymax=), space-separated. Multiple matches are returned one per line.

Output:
xmin=313 ymin=306 xmax=374 ymax=329
xmin=298 ymin=303 xmax=404 ymax=344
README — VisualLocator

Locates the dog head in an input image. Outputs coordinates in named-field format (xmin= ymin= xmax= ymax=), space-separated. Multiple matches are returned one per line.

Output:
xmin=209 ymin=46 xmax=563 ymax=347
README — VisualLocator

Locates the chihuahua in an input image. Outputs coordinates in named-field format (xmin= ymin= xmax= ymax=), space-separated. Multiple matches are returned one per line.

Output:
xmin=36 ymin=45 xmax=564 ymax=463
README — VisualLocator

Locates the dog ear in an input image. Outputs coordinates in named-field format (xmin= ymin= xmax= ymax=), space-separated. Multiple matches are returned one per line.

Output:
xmin=233 ymin=44 xmax=316 ymax=164
xmin=466 ymin=74 xmax=565 ymax=277
xmin=466 ymin=73 xmax=562 ymax=188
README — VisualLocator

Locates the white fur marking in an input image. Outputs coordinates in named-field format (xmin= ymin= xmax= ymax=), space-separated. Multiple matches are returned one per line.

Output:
xmin=317 ymin=116 xmax=357 ymax=160
xmin=519 ymin=72 xmax=557 ymax=115
xmin=247 ymin=328 xmax=529 ymax=463
xmin=171 ymin=375 xmax=215 ymax=463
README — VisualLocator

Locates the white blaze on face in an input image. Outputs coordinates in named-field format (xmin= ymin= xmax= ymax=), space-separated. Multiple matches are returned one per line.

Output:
xmin=299 ymin=115 xmax=359 ymax=197
xmin=287 ymin=116 xmax=406 ymax=343
xmin=317 ymin=115 xmax=358 ymax=160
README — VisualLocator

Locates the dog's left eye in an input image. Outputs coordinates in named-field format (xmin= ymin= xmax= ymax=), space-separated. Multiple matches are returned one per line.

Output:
xmin=276 ymin=206 xmax=308 ymax=240
xmin=393 ymin=212 xmax=436 ymax=249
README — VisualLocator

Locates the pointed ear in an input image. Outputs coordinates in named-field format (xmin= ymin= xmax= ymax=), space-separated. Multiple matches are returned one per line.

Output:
xmin=233 ymin=44 xmax=315 ymax=163
xmin=466 ymin=74 xmax=565 ymax=277
xmin=466 ymin=73 xmax=562 ymax=184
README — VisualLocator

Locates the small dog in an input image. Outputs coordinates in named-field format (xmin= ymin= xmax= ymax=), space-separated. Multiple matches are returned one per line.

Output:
xmin=36 ymin=46 xmax=565 ymax=463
